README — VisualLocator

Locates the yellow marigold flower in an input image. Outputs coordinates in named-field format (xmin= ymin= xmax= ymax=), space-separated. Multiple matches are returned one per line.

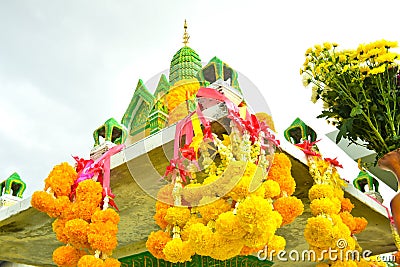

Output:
xmin=77 ymin=255 xmax=104 ymax=267
xmin=273 ymin=196 xmax=304 ymax=226
xmin=146 ymin=230 xmax=171 ymax=260
xmin=310 ymin=197 xmax=341 ymax=216
xmin=209 ymin=233 xmax=244 ymax=260
xmin=243 ymin=230 xmax=271 ymax=248
xmin=266 ymin=235 xmax=286 ymax=256
xmin=53 ymin=245 xmax=85 ymax=267
xmin=187 ymin=222 xmax=213 ymax=255
xmin=237 ymin=196 xmax=281 ymax=234
xmin=163 ymin=238 xmax=194 ymax=263
xmin=308 ymin=184 xmax=335 ymax=201
xmin=164 ymin=206 xmax=191 ymax=227
xmin=180 ymin=216 xmax=205 ymax=241
xmin=198 ymin=197 xmax=231 ymax=222
xmin=215 ymin=211 xmax=245 ymax=239
xmin=263 ymin=180 xmax=280 ymax=199
xmin=304 ymin=216 xmax=335 ymax=248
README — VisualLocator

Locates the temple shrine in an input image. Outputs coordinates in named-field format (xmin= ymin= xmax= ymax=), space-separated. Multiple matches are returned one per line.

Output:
xmin=0 ymin=21 xmax=399 ymax=267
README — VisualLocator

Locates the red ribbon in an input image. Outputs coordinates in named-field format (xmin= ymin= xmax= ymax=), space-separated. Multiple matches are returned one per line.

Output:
xmin=324 ymin=157 xmax=343 ymax=168
xmin=295 ymin=139 xmax=321 ymax=157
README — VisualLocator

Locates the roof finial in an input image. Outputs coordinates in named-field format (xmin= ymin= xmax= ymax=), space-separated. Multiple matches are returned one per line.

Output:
xmin=183 ymin=19 xmax=190 ymax=46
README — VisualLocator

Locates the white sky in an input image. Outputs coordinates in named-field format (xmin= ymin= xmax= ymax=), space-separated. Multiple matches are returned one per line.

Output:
xmin=1 ymin=0 xmax=400 ymax=197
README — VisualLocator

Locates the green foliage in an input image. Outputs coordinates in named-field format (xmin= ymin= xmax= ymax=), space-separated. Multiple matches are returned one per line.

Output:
xmin=301 ymin=40 xmax=400 ymax=159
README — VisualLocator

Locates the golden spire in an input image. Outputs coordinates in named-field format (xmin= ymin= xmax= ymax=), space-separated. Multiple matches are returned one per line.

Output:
xmin=182 ymin=19 xmax=190 ymax=46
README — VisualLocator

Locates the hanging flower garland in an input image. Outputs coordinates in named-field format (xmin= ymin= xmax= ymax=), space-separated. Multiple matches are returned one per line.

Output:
xmin=31 ymin=145 xmax=124 ymax=267
xmin=146 ymin=87 xmax=304 ymax=263
xmin=296 ymin=140 xmax=368 ymax=266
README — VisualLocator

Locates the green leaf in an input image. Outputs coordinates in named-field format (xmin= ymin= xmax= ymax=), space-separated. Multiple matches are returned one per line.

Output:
xmin=350 ymin=105 xmax=363 ymax=117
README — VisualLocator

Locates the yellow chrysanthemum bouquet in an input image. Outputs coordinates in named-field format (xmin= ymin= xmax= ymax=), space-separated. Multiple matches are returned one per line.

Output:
xmin=146 ymin=87 xmax=304 ymax=263
xmin=301 ymin=40 xmax=400 ymax=160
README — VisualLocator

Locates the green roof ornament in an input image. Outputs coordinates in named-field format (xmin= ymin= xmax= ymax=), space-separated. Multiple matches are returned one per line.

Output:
xmin=91 ymin=118 xmax=127 ymax=159
xmin=284 ymin=117 xmax=317 ymax=145
xmin=93 ymin=118 xmax=127 ymax=147
xmin=169 ymin=20 xmax=202 ymax=86
xmin=0 ymin=172 xmax=26 ymax=198
xmin=196 ymin=56 xmax=242 ymax=93
xmin=353 ymin=160 xmax=383 ymax=203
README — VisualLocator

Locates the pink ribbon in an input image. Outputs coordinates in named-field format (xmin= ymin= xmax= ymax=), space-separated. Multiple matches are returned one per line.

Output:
xmin=71 ymin=144 xmax=125 ymax=210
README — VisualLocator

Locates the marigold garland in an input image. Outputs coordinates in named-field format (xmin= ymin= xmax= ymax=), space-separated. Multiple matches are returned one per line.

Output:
xmin=147 ymin=91 xmax=304 ymax=263
xmin=32 ymin=159 xmax=121 ymax=266
xmin=148 ymin=151 xmax=303 ymax=263
xmin=300 ymin=148 xmax=368 ymax=266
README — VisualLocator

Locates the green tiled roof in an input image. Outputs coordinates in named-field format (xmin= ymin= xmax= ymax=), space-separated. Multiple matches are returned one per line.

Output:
xmin=169 ymin=46 xmax=202 ymax=86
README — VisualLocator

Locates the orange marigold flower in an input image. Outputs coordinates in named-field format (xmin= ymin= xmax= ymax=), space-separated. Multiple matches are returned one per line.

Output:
xmin=45 ymin=162 xmax=77 ymax=198
xmin=154 ymin=201 xmax=171 ymax=229
xmin=341 ymin=198 xmax=355 ymax=212
xmin=353 ymin=216 xmax=368 ymax=234
xmin=267 ymin=153 xmax=296 ymax=196
xmin=53 ymin=245 xmax=85 ymax=267
xmin=31 ymin=191 xmax=56 ymax=216
xmin=77 ymin=255 xmax=104 ymax=267
xmin=87 ymin=231 xmax=118 ymax=254
xmin=75 ymin=180 xmax=103 ymax=204
xmin=52 ymin=218 xmax=69 ymax=244
xmin=146 ymin=230 xmax=172 ymax=260
xmin=273 ymin=196 xmax=304 ymax=226
xmin=339 ymin=211 xmax=356 ymax=233
xmin=91 ymin=208 xmax=120 ymax=225
xmin=71 ymin=201 xmax=101 ymax=222
xmin=104 ymin=257 xmax=121 ymax=267
xmin=64 ymin=219 xmax=90 ymax=249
